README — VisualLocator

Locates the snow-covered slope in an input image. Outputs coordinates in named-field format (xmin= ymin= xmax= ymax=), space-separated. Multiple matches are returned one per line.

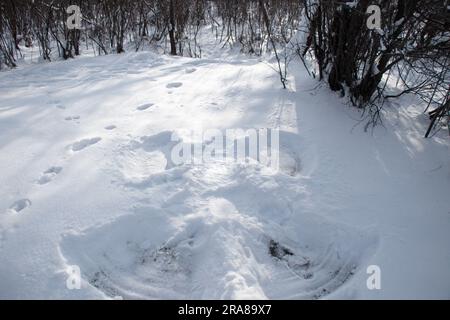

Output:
xmin=0 ymin=51 xmax=449 ymax=299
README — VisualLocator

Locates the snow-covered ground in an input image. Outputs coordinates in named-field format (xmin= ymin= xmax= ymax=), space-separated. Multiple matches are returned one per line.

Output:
xmin=0 ymin=48 xmax=449 ymax=299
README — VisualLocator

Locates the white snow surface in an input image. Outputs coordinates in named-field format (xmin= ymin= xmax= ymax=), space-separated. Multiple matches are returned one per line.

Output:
xmin=0 ymin=50 xmax=449 ymax=299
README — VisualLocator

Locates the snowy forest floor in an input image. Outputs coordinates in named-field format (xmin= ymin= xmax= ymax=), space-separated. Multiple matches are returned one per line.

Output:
xmin=0 ymin=48 xmax=449 ymax=299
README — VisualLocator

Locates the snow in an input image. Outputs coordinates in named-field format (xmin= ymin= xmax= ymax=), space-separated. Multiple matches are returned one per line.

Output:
xmin=0 ymin=48 xmax=449 ymax=299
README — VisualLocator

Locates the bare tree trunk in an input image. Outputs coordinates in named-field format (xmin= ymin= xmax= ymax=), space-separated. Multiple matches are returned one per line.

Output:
xmin=169 ymin=0 xmax=177 ymax=55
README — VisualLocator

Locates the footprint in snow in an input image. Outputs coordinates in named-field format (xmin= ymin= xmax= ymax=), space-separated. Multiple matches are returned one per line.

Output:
xmin=105 ymin=125 xmax=116 ymax=130
xmin=71 ymin=137 xmax=102 ymax=152
xmin=47 ymin=99 xmax=59 ymax=105
xmin=136 ymin=103 xmax=154 ymax=111
xmin=37 ymin=166 xmax=63 ymax=185
xmin=166 ymin=82 xmax=183 ymax=89
xmin=185 ymin=68 xmax=196 ymax=74
xmin=48 ymin=100 xmax=65 ymax=109
xmin=9 ymin=199 xmax=32 ymax=213
xmin=65 ymin=115 xmax=80 ymax=121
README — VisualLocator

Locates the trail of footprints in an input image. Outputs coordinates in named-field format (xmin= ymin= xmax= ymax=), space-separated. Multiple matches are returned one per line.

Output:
xmin=5 ymin=78 xmax=180 ymax=237
xmin=6 ymin=63 xmax=187 ymax=216
xmin=5 ymin=82 xmax=168 ymax=214
xmin=5 ymin=75 xmax=181 ymax=215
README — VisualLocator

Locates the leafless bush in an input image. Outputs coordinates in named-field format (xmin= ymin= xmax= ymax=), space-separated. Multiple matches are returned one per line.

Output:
xmin=301 ymin=0 xmax=449 ymax=135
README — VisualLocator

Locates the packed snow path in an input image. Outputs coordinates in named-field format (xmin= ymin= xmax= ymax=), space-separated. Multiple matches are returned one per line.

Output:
xmin=0 ymin=52 xmax=449 ymax=299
